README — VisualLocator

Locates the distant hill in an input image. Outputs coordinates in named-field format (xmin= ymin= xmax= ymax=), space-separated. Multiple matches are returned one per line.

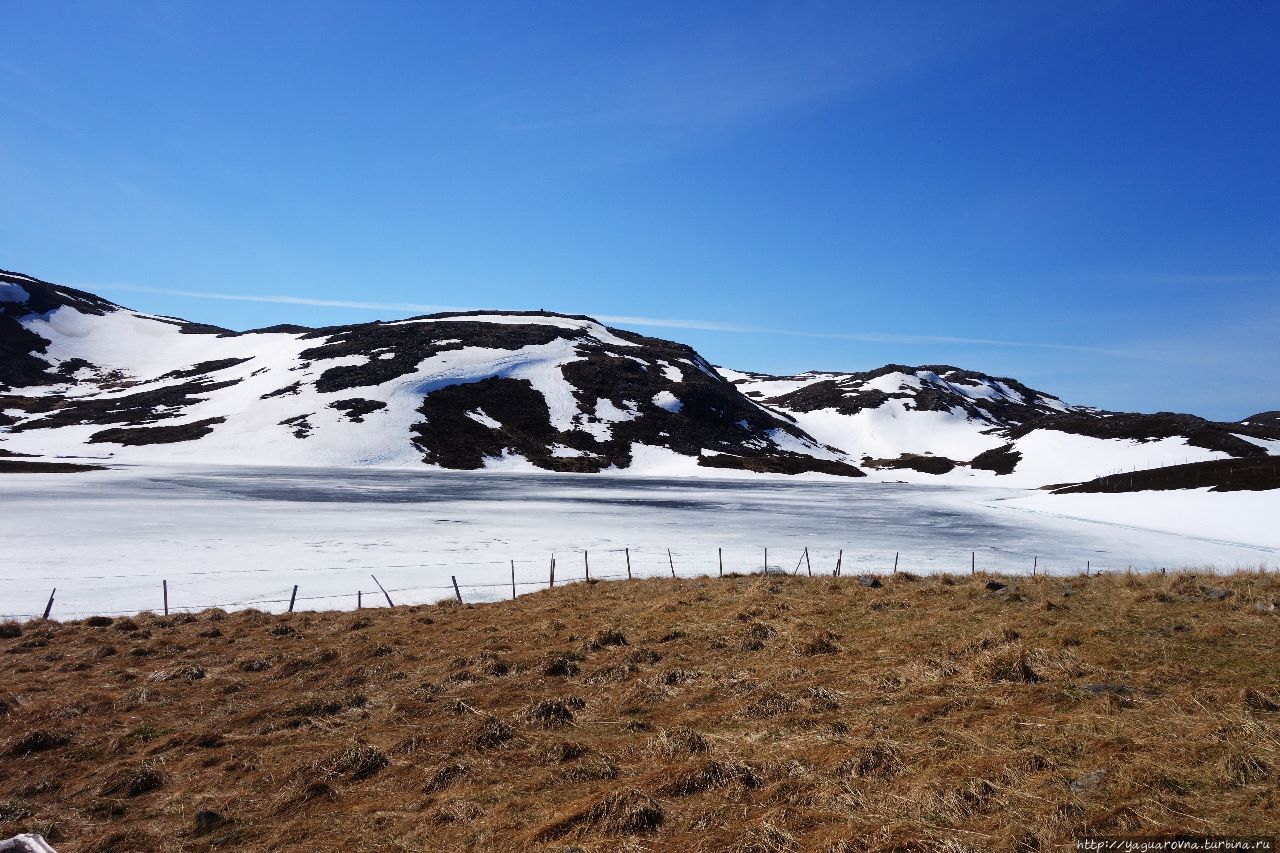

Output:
xmin=721 ymin=364 xmax=1278 ymax=486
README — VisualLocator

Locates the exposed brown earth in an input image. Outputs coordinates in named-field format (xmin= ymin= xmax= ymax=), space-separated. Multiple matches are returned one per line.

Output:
xmin=1 ymin=572 xmax=1278 ymax=851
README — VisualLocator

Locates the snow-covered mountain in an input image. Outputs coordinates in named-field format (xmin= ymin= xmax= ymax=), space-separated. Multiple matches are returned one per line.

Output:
xmin=0 ymin=269 xmax=856 ymax=477
xmin=3 ymin=267 xmax=1277 ymax=485
xmin=721 ymin=365 xmax=1280 ymax=486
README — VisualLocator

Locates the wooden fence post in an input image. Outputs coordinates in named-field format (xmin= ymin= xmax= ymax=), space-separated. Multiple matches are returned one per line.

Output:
xmin=357 ymin=590 xmax=362 ymax=610
xmin=371 ymin=575 xmax=394 ymax=607
xmin=1033 ymin=556 xmax=1037 ymax=576
xmin=667 ymin=549 xmax=675 ymax=577
xmin=718 ymin=547 xmax=723 ymax=577
xmin=163 ymin=579 xmax=169 ymax=616
xmin=626 ymin=547 xmax=632 ymax=579
xmin=804 ymin=547 xmax=812 ymax=577
xmin=452 ymin=576 xmax=463 ymax=603
xmin=763 ymin=547 xmax=768 ymax=574
xmin=584 ymin=550 xmax=590 ymax=582
xmin=1086 ymin=561 xmax=1090 ymax=577
xmin=288 ymin=584 xmax=298 ymax=613
xmin=42 ymin=588 xmax=55 ymax=620
xmin=549 ymin=554 xmax=556 ymax=588
xmin=511 ymin=560 xmax=517 ymax=600
xmin=893 ymin=552 xmax=899 ymax=574
xmin=835 ymin=549 xmax=842 ymax=577
xmin=971 ymin=552 xmax=975 ymax=575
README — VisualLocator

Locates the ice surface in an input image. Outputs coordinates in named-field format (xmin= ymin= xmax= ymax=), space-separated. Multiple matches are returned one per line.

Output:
xmin=0 ymin=465 xmax=1273 ymax=621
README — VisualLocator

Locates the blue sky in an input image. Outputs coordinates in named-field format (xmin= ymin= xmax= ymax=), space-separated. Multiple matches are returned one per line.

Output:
xmin=3 ymin=1 xmax=1277 ymax=419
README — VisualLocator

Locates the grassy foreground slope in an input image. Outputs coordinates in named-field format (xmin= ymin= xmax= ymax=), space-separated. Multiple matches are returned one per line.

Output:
xmin=2 ymin=571 xmax=1279 ymax=851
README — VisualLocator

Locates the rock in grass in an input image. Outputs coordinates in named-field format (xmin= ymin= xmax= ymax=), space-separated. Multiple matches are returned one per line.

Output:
xmin=1069 ymin=769 xmax=1106 ymax=792
xmin=193 ymin=809 xmax=227 ymax=835
xmin=0 ymin=833 xmax=59 ymax=853
xmin=856 ymin=575 xmax=882 ymax=588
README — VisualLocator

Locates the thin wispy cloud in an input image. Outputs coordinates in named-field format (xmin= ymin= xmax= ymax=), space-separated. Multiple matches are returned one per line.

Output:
xmin=492 ymin=3 xmax=1045 ymax=150
xmin=93 ymin=282 xmax=1129 ymax=356
xmin=96 ymin=283 xmax=465 ymax=315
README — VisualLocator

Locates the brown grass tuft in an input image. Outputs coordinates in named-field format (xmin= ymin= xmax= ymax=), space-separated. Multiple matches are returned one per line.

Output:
xmin=467 ymin=715 xmax=514 ymax=751
xmin=587 ymin=627 xmax=629 ymax=650
xmin=645 ymin=726 xmax=710 ymax=757
xmin=148 ymin=662 xmax=206 ymax=682
xmin=978 ymin=647 xmax=1044 ymax=683
xmin=100 ymin=761 xmax=166 ymax=797
xmin=7 ymin=730 xmax=69 ymax=756
xmin=522 ymin=696 xmax=585 ymax=729
xmin=741 ymin=690 xmax=799 ymax=719
xmin=836 ymin=741 xmax=905 ymax=778
xmin=1243 ymin=688 xmax=1280 ymax=712
xmin=658 ymin=758 xmax=761 ymax=796
xmin=424 ymin=762 xmax=468 ymax=792
xmin=798 ymin=630 xmax=842 ymax=656
xmin=307 ymin=743 xmax=389 ymax=783
xmin=733 ymin=821 xmax=799 ymax=853
xmin=533 ymin=788 xmax=664 ymax=841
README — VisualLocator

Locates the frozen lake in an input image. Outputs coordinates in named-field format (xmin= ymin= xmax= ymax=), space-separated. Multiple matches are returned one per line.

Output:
xmin=1 ymin=464 xmax=1275 ymax=619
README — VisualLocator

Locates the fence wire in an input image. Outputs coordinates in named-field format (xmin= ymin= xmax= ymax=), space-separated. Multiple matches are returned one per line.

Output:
xmin=0 ymin=545 xmax=1235 ymax=621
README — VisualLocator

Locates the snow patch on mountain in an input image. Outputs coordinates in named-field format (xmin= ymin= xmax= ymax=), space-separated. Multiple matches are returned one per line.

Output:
xmin=0 ymin=282 xmax=29 ymax=302
xmin=652 ymin=390 xmax=682 ymax=413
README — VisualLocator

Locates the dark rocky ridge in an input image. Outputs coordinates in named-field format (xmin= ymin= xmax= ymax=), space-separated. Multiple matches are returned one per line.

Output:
xmin=1 ymin=269 xmax=122 ymax=390
xmin=88 ymin=417 xmax=227 ymax=446
xmin=1055 ymin=456 xmax=1280 ymax=493
xmin=760 ymin=365 xmax=1066 ymax=424
xmin=1003 ymin=412 xmax=1273 ymax=459
xmin=1241 ymin=411 xmax=1280 ymax=428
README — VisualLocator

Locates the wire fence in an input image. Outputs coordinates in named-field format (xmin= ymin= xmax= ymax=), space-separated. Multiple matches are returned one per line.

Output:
xmin=2 ymin=545 xmax=1260 ymax=622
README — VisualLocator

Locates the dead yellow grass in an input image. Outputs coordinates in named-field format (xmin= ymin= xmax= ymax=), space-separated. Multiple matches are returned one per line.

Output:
xmin=1 ymin=570 xmax=1278 ymax=851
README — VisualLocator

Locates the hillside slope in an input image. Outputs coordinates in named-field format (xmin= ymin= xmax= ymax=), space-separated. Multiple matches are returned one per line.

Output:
xmin=1 ymin=572 xmax=1277 ymax=851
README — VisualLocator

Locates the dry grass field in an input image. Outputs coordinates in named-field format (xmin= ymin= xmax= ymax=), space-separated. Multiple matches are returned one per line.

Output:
xmin=2 ymin=570 xmax=1278 ymax=852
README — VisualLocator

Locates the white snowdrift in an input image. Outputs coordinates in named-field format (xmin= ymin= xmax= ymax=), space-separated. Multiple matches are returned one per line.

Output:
xmin=997 ymin=488 xmax=1280 ymax=552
